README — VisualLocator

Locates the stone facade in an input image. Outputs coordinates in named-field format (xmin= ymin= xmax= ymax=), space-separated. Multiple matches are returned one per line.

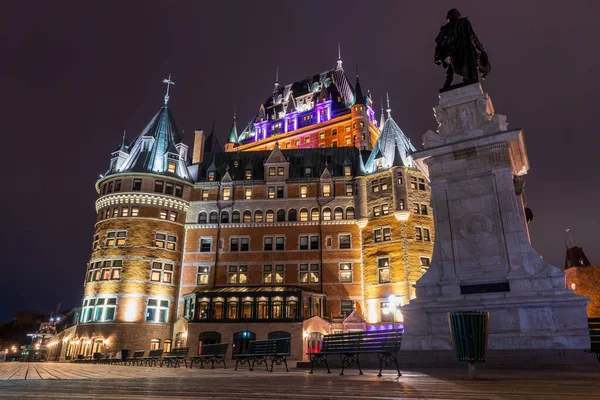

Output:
xmin=402 ymin=83 xmax=590 ymax=350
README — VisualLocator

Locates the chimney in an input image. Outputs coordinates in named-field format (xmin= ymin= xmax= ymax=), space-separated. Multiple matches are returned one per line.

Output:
xmin=192 ymin=129 xmax=205 ymax=164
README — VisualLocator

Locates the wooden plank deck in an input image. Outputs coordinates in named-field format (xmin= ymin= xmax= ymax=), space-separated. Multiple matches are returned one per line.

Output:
xmin=0 ymin=362 xmax=597 ymax=399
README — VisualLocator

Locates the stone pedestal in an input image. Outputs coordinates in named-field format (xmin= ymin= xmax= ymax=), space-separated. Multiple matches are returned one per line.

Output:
xmin=402 ymin=83 xmax=590 ymax=350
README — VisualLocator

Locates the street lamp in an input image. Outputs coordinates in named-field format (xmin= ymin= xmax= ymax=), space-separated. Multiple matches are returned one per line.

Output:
xmin=387 ymin=294 xmax=400 ymax=328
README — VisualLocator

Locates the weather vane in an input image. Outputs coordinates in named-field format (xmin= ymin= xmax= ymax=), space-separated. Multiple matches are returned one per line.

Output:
xmin=162 ymin=74 xmax=175 ymax=105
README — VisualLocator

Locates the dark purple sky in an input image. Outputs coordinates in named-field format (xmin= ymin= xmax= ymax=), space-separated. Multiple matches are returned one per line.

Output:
xmin=1 ymin=1 xmax=598 ymax=323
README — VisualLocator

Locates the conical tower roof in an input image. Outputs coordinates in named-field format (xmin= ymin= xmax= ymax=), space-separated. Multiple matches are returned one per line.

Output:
xmin=228 ymin=112 xmax=238 ymax=144
xmin=353 ymin=74 xmax=365 ymax=105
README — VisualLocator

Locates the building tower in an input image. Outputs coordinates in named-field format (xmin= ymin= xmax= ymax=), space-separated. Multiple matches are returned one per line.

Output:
xmin=564 ymin=244 xmax=599 ymax=317
xmin=76 ymin=79 xmax=194 ymax=355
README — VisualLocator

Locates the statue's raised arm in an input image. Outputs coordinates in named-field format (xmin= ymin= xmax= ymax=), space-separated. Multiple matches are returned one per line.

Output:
xmin=434 ymin=9 xmax=491 ymax=89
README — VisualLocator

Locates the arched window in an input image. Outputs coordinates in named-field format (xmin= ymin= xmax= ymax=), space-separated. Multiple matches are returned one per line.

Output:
xmin=311 ymin=208 xmax=320 ymax=221
xmin=175 ymin=332 xmax=187 ymax=348
xmin=243 ymin=210 xmax=252 ymax=223
xmin=346 ymin=207 xmax=355 ymax=220
xmin=268 ymin=331 xmax=291 ymax=356
xmin=198 ymin=212 xmax=207 ymax=224
xmin=334 ymin=207 xmax=343 ymax=220
xmin=276 ymin=209 xmax=285 ymax=222
xmin=300 ymin=208 xmax=309 ymax=222
xmin=266 ymin=210 xmax=275 ymax=223
xmin=322 ymin=208 xmax=331 ymax=221
xmin=198 ymin=331 xmax=221 ymax=355
xmin=221 ymin=211 xmax=229 ymax=223
xmin=209 ymin=211 xmax=218 ymax=223
xmin=254 ymin=210 xmax=263 ymax=223
xmin=288 ymin=209 xmax=297 ymax=222
xmin=232 ymin=211 xmax=240 ymax=223
xmin=271 ymin=297 xmax=283 ymax=319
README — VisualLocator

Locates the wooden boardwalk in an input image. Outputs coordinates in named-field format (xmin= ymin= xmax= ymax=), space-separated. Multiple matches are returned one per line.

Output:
xmin=0 ymin=362 xmax=599 ymax=399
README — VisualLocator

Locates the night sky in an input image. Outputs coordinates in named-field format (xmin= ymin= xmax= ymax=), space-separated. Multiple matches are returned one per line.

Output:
xmin=1 ymin=1 xmax=598 ymax=323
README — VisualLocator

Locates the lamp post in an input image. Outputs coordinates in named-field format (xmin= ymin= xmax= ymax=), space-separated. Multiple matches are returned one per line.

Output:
xmin=387 ymin=294 xmax=399 ymax=329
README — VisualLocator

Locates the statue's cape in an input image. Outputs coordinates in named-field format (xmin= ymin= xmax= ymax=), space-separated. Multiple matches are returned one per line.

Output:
xmin=435 ymin=18 xmax=479 ymax=80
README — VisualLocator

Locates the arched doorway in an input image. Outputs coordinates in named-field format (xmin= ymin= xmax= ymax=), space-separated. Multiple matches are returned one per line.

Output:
xmin=232 ymin=331 xmax=255 ymax=359
xmin=198 ymin=331 xmax=221 ymax=355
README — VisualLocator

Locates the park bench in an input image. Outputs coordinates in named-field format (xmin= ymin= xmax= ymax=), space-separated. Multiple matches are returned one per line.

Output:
xmin=234 ymin=338 xmax=290 ymax=372
xmin=309 ymin=329 xmax=402 ymax=376
xmin=89 ymin=352 xmax=103 ymax=364
xmin=189 ymin=343 xmax=229 ymax=369
xmin=160 ymin=346 xmax=190 ymax=368
xmin=588 ymin=318 xmax=600 ymax=363
xmin=124 ymin=350 xmax=145 ymax=366
xmin=140 ymin=349 xmax=164 ymax=366
xmin=105 ymin=351 xmax=122 ymax=365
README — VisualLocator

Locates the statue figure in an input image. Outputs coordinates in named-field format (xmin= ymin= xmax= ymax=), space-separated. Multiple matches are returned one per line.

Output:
xmin=434 ymin=9 xmax=491 ymax=89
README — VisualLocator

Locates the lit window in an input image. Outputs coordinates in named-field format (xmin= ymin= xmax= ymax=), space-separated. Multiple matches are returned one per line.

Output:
xmin=269 ymin=167 xmax=276 ymax=176
xmin=372 ymin=180 xmax=380 ymax=193
xmin=208 ymin=172 xmax=215 ymax=181
xmin=268 ymin=187 xmax=275 ymax=199
xmin=295 ymin=139 xmax=300 ymax=147
xmin=339 ymin=263 xmax=352 ymax=282
xmin=202 ymin=190 xmax=209 ymax=201
xmin=311 ymin=208 xmax=320 ymax=221
xmin=381 ymin=180 xmax=388 ymax=191
xmin=151 ymin=262 xmax=174 ymax=283
xmin=266 ymin=210 xmax=274 ymax=222
xmin=160 ymin=209 xmax=168 ymax=219
xmin=399 ymin=199 xmax=405 ymax=210
xmin=112 ymin=208 xmax=119 ymax=218
xmin=345 ymin=125 xmax=351 ymax=132
xmin=263 ymin=264 xmax=284 ymax=284
xmin=222 ymin=187 xmax=231 ymax=201
xmin=339 ymin=234 xmax=351 ymax=249
xmin=228 ymin=265 xmax=248 ymax=284
xmin=383 ymin=227 xmax=392 ymax=241
xmin=413 ymin=203 xmax=420 ymax=214
xmin=423 ymin=228 xmax=431 ymax=242
xmin=323 ymin=208 xmax=331 ymax=221
xmin=285 ymin=142 xmax=291 ymax=149
xmin=420 ymin=257 xmax=431 ymax=273
xmin=146 ymin=299 xmax=169 ymax=323
xmin=87 ymin=260 xmax=122 ymax=282
xmin=345 ymin=184 xmax=353 ymax=196
xmin=131 ymin=206 xmax=139 ymax=216
xmin=345 ymin=136 xmax=351 ymax=145
xmin=382 ymin=204 xmax=389 ymax=215
xmin=245 ymin=188 xmax=252 ymax=200
xmin=319 ymin=132 xmax=325 ymax=139
xmin=410 ymin=177 xmax=418 ymax=190
xmin=169 ymin=211 xmax=177 ymax=221
xmin=167 ymin=161 xmax=176 ymax=174
xmin=121 ymin=207 xmax=129 ymax=217
xmin=253 ymin=210 xmax=262 ymax=223
xmin=346 ymin=207 xmax=355 ymax=219
xmin=300 ymin=209 xmax=308 ymax=222
xmin=155 ymin=233 xmax=177 ymax=250
xmin=277 ymin=167 xmax=284 ymax=176
xmin=334 ymin=207 xmax=343 ymax=220
xmin=322 ymin=184 xmax=331 ymax=197
xmin=374 ymin=228 xmax=382 ymax=243
xmin=200 ymin=238 xmax=212 ymax=252
xmin=378 ymin=258 xmax=390 ymax=283
xmin=245 ymin=170 xmax=252 ymax=180
xmin=105 ymin=230 xmax=127 ymax=246
xmin=300 ymin=185 xmax=308 ymax=198
xmin=397 ymin=172 xmax=403 ymax=185
xmin=82 ymin=297 xmax=117 ymax=323
xmin=197 ymin=266 xmax=209 ymax=285
xmin=360 ymin=121 xmax=364 ymax=128
xmin=415 ymin=227 xmax=423 ymax=241
xmin=373 ymin=206 xmax=381 ymax=217
xmin=299 ymin=264 xmax=320 ymax=283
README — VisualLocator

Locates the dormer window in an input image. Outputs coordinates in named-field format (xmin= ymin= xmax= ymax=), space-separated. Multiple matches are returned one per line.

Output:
xmin=167 ymin=161 xmax=176 ymax=174
xmin=222 ymin=187 xmax=231 ymax=201
xmin=208 ymin=172 xmax=215 ymax=181
xmin=344 ymin=166 xmax=351 ymax=176
xmin=277 ymin=167 xmax=284 ymax=176
xmin=110 ymin=159 xmax=117 ymax=172
xmin=245 ymin=170 xmax=252 ymax=180
xmin=233 ymin=160 xmax=239 ymax=168
xmin=376 ymin=159 xmax=383 ymax=171
xmin=322 ymin=184 xmax=331 ymax=197
xmin=304 ymin=167 xmax=312 ymax=177
xmin=269 ymin=167 xmax=276 ymax=176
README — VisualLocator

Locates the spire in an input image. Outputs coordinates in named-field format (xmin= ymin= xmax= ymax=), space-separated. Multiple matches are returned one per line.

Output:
xmin=275 ymin=66 xmax=279 ymax=90
xmin=336 ymin=42 xmax=343 ymax=69
xmin=353 ymin=73 xmax=365 ymax=105
xmin=379 ymin=97 xmax=386 ymax=129
xmin=386 ymin=92 xmax=392 ymax=118
xmin=228 ymin=109 xmax=238 ymax=144
xmin=162 ymin=74 xmax=175 ymax=105
xmin=119 ymin=130 xmax=129 ymax=152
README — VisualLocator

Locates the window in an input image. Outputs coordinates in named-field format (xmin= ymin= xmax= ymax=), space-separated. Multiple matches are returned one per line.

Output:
xmin=277 ymin=186 xmax=284 ymax=198
xmin=319 ymin=132 xmax=325 ymax=139
xmin=383 ymin=227 xmax=392 ymax=241
xmin=374 ymin=228 xmax=382 ymax=243
xmin=382 ymin=204 xmax=389 ymax=215
xmin=413 ymin=203 xmax=420 ymax=214
xmin=221 ymin=211 xmax=229 ymax=223
xmin=131 ymin=206 xmax=139 ymax=217
xmin=399 ymin=199 xmax=405 ymax=210
xmin=87 ymin=260 xmax=122 ymax=282
xmin=311 ymin=208 xmax=320 ymax=221
xmin=146 ymin=299 xmax=169 ymax=323
xmin=252 ymin=210 xmax=261 ymax=223
xmin=423 ymin=228 xmax=431 ymax=242
xmin=167 ymin=161 xmax=176 ymax=174
xmin=295 ymin=139 xmax=300 ymax=147
xmin=106 ymin=230 xmax=127 ymax=246
xmin=322 ymin=184 xmax=331 ymax=197
xmin=228 ymin=265 xmax=248 ymax=284
xmin=245 ymin=188 xmax=252 ymax=200
xmin=92 ymin=234 xmax=99 ymax=250
xmin=418 ymin=178 xmax=426 ymax=190
xmin=300 ymin=185 xmax=308 ymax=198
xmin=232 ymin=211 xmax=240 ymax=223
xmin=230 ymin=237 xmax=249 ymax=252
xmin=241 ymin=237 xmax=249 ymax=251
xmin=372 ymin=180 xmax=380 ymax=193
xmin=285 ymin=142 xmax=291 ymax=149
xmin=334 ymin=207 xmax=343 ymax=220
xmin=160 ymin=209 xmax=168 ymax=220
xmin=275 ymin=237 xmax=285 ymax=251
xmin=111 ymin=208 xmax=119 ymax=218
xmin=151 ymin=262 xmax=174 ymax=283
xmin=415 ymin=227 xmax=423 ymax=241
xmin=197 ymin=266 xmax=209 ymax=285
xmin=300 ymin=209 xmax=308 ymax=222
xmin=266 ymin=210 xmax=274 ymax=223
xmin=304 ymin=167 xmax=312 ymax=177
xmin=169 ymin=211 xmax=177 ymax=222
xmin=155 ymin=233 xmax=177 ymax=250
xmin=154 ymin=180 xmax=164 ymax=193
xmin=339 ymin=234 xmax=351 ymax=249
xmin=264 ymin=237 xmax=273 ymax=251
xmin=304 ymin=136 xmax=310 ymax=144
xmin=269 ymin=167 xmax=276 ymax=176
xmin=121 ymin=207 xmax=129 ymax=217
xmin=343 ymin=166 xmax=351 ymax=176
xmin=322 ymin=208 xmax=331 ymax=221
xmin=222 ymin=187 xmax=231 ymax=201
xmin=332 ymin=140 xmax=338 ymax=147
xmin=373 ymin=206 xmax=381 ymax=217
xmin=245 ymin=170 xmax=252 ymax=180
xmin=209 ymin=212 xmax=218 ymax=223
xmin=114 ymin=180 xmax=121 ymax=192
xmin=175 ymin=185 xmax=183 ymax=198
xmin=200 ymin=238 xmax=212 ymax=252
xmin=165 ymin=183 xmax=174 ymax=195
xmin=346 ymin=207 xmax=355 ymax=219
xmin=300 ymin=235 xmax=319 ymax=250
xmin=208 ymin=172 xmax=215 ymax=181
xmin=421 ymin=204 xmax=429 ymax=215
xmin=82 ymin=297 xmax=117 ymax=322
xmin=397 ymin=172 xmax=403 ymax=185
xmin=268 ymin=187 xmax=275 ymax=199
xmin=410 ymin=177 xmax=418 ymax=190
xmin=326 ymin=236 xmax=332 ymax=248
xmin=299 ymin=264 xmax=320 ymax=283
xmin=345 ymin=184 xmax=353 ymax=196
xmin=198 ymin=212 xmax=207 ymax=223
xmin=132 ymin=179 xmax=142 ymax=191
xmin=341 ymin=300 xmax=353 ymax=317
xmin=345 ymin=136 xmax=351 ymax=145
xmin=288 ymin=209 xmax=296 ymax=221
xmin=276 ymin=209 xmax=285 ymax=222
xmin=277 ymin=167 xmax=284 ymax=176
xmin=344 ymin=125 xmax=351 ymax=132
xmin=420 ymin=257 xmax=431 ymax=273
xmin=378 ymin=258 xmax=390 ymax=283
xmin=381 ymin=180 xmax=389 ymax=191
xmin=339 ymin=263 xmax=352 ymax=282
xmin=360 ymin=121 xmax=365 ymax=128
xmin=202 ymin=190 xmax=209 ymax=201
xmin=263 ymin=264 xmax=284 ymax=284
xmin=332 ymin=128 xmax=338 ymax=136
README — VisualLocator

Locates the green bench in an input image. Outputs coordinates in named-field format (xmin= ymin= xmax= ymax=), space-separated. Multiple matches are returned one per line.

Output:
xmin=234 ymin=338 xmax=290 ymax=372
xmin=589 ymin=318 xmax=600 ymax=363
xmin=160 ymin=347 xmax=190 ymax=368
xmin=189 ymin=343 xmax=229 ymax=369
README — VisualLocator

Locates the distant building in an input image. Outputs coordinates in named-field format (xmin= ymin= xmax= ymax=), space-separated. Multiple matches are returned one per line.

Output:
xmin=564 ymin=246 xmax=600 ymax=317
xmin=51 ymin=56 xmax=433 ymax=361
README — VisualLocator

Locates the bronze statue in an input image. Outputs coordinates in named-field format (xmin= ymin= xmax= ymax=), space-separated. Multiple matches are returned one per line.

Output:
xmin=434 ymin=9 xmax=491 ymax=89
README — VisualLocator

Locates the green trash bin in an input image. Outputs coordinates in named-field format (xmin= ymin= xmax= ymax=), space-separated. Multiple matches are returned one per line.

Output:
xmin=448 ymin=311 xmax=490 ymax=378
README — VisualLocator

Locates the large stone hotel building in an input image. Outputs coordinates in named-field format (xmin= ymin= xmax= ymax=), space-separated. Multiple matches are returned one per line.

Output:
xmin=48 ymin=58 xmax=433 ymax=361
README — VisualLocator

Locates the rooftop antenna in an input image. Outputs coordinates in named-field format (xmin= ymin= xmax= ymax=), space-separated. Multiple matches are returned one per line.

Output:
xmin=565 ymin=228 xmax=575 ymax=247
xmin=386 ymin=92 xmax=391 ymax=117
xmin=337 ymin=42 xmax=343 ymax=69
xmin=162 ymin=73 xmax=175 ymax=105
xmin=275 ymin=66 xmax=279 ymax=89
